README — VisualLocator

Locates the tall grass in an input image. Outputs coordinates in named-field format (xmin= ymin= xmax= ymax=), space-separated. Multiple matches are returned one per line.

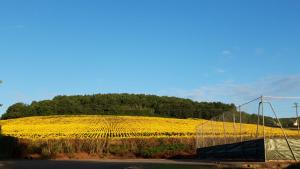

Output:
xmin=14 ymin=137 xmax=196 ymax=159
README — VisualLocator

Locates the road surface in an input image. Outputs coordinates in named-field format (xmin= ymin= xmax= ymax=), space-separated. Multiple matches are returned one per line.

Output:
xmin=0 ymin=159 xmax=220 ymax=169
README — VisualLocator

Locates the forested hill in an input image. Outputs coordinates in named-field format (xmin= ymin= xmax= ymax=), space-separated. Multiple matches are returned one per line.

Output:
xmin=1 ymin=93 xmax=235 ymax=120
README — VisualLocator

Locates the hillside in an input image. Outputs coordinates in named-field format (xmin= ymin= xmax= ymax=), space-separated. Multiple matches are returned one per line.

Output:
xmin=0 ymin=115 xmax=298 ymax=140
xmin=0 ymin=115 xmax=204 ymax=139
xmin=1 ymin=93 xmax=235 ymax=120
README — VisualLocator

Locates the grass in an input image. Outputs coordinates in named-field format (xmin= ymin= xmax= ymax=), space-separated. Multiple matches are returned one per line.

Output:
xmin=0 ymin=137 xmax=196 ymax=159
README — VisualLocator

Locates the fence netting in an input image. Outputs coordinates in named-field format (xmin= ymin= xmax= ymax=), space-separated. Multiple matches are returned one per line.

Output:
xmin=196 ymin=96 xmax=300 ymax=150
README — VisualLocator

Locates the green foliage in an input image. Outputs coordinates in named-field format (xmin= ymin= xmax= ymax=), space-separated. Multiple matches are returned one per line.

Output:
xmin=139 ymin=143 xmax=187 ymax=158
xmin=279 ymin=118 xmax=297 ymax=128
xmin=108 ymin=144 xmax=130 ymax=156
xmin=1 ymin=138 xmax=195 ymax=159
xmin=1 ymin=93 xmax=236 ymax=120
xmin=40 ymin=143 xmax=52 ymax=158
xmin=239 ymin=112 xmax=276 ymax=127
xmin=1 ymin=103 xmax=28 ymax=119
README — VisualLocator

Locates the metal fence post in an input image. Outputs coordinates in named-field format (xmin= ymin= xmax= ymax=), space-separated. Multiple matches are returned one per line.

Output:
xmin=211 ymin=120 xmax=215 ymax=146
xmin=294 ymin=103 xmax=300 ymax=136
xmin=256 ymin=101 xmax=261 ymax=138
xmin=233 ymin=110 xmax=237 ymax=142
xmin=222 ymin=113 xmax=227 ymax=144
xmin=261 ymin=96 xmax=267 ymax=162
xmin=261 ymin=96 xmax=265 ymax=140
xmin=239 ymin=106 xmax=242 ymax=142
xmin=202 ymin=124 xmax=204 ymax=148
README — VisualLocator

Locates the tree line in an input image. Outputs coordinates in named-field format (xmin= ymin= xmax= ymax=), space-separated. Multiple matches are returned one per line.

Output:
xmin=1 ymin=93 xmax=236 ymax=120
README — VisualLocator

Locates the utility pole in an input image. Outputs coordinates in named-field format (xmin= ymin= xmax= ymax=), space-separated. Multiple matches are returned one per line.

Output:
xmin=293 ymin=103 xmax=300 ymax=135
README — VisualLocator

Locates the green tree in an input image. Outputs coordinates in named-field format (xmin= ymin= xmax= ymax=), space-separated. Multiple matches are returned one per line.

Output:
xmin=1 ymin=93 xmax=236 ymax=120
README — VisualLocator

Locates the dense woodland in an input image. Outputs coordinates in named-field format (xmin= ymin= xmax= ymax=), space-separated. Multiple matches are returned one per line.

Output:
xmin=1 ymin=94 xmax=236 ymax=120
xmin=1 ymin=93 xmax=294 ymax=127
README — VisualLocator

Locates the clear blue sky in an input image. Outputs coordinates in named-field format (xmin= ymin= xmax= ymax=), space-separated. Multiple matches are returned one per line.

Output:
xmin=1 ymin=0 xmax=300 ymax=116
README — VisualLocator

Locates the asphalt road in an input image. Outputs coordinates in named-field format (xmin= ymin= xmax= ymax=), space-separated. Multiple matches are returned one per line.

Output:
xmin=0 ymin=159 xmax=219 ymax=169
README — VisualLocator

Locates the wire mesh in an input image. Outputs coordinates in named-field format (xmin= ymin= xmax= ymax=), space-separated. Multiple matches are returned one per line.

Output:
xmin=196 ymin=96 xmax=300 ymax=151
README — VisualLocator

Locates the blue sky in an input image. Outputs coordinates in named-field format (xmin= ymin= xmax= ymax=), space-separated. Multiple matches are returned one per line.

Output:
xmin=1 ymin=0 xmax=300 ymax=115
